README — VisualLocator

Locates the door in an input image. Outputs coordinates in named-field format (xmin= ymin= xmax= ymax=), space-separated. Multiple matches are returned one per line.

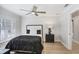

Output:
xmin=72 ymin=16 xmax=79 ymax=43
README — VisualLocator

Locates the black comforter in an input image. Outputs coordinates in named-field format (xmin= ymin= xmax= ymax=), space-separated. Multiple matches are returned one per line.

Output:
xmin=5 ymin=35 xmax=43 ymax=54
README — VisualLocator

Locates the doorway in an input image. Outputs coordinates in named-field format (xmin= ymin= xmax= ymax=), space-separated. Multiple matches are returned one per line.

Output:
xmin=71 ymin=10 xmax=79 ymax=51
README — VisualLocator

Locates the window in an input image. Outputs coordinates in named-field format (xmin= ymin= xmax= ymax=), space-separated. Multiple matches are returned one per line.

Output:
xmin=0 ymin=17 xmax=14 ymax=42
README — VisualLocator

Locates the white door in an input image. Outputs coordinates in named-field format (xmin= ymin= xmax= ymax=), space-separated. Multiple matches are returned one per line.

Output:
xmin=73 ymin=16 xmax=79 ymax=43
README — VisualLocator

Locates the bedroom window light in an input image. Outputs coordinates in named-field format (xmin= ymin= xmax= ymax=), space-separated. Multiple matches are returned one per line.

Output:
xmin=0 ymin=17 xmax=14 ymax=43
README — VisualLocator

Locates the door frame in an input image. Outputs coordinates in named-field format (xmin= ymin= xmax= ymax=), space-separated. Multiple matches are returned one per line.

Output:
xmin=69 ymin=9 xmax=79 ymax=50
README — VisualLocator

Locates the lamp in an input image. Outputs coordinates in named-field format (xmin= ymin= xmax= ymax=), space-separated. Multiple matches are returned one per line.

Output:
xmin=48 ymin=28 xmax=51 ymax=34
xmin=47 ymin=24 xmax=55 ymax=34
xmin=47 ymin=24 xmax=52 ymax=34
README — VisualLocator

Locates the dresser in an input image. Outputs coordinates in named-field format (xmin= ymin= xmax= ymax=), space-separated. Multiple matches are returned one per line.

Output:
xmin=45 ymin=34 xmax=54 ymax=43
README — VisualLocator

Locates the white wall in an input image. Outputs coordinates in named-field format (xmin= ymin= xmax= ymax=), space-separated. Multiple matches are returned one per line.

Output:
xmin=0 ymin=6 xmax=21 ymax=48
xmin=21 ymin=16 xmax=61 ymax=42
xmin=59 ymin=13 xmax=71 ymax=50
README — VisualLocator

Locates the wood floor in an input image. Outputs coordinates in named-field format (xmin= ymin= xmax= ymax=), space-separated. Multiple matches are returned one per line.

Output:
xmin=42 ymin=42 xmax=79 ymax=54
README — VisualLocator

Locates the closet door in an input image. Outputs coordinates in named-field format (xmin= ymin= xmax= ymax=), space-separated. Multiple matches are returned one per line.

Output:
xmin=73 ymin=16 xmax=79 ymax=42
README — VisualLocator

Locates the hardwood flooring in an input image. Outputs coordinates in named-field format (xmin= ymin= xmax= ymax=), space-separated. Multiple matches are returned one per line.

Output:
xmin=42 ymin=42 xmax=79 ymax=54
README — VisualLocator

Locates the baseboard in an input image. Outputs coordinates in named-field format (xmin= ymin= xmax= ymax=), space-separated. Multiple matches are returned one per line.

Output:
xmin=55 ymin=39 xmax=60 ymax=42
xmin=60 ymin=40 xmax=72 ymax=50
xmin=73 ymin=40 xmax=79 ymax=44
xmin=60 ymin=40 xmax=66 ymax=48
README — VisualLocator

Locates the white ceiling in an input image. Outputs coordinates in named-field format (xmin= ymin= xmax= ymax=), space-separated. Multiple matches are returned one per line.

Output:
xmin=0 ymin=4 xmax=64 ymax=17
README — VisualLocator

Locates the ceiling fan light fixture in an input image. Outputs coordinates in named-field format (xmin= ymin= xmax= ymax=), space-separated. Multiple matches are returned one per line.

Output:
xmin=32 ymin=12 xmax=35 ymax=15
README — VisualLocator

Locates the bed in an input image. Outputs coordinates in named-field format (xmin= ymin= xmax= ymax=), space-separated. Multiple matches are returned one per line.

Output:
xmin=5 ymin=35 xmax=43 ymax=54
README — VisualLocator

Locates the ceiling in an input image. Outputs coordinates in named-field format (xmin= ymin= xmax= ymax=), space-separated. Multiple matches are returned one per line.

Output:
xmin=0 ymin=4 xmax=65 ymax=17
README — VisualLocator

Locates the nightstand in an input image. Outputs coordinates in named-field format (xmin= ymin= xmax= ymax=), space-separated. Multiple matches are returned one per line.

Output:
xmin=45 ymin=34 xmax=54 ymax=43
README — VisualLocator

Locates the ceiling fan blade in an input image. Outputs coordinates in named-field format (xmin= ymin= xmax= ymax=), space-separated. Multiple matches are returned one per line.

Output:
xmin=35 ymin=12 xmax=38 ymax=16
xmin=36 ymin=11 xmax=46 ymax=13
xmin=20 ymin=9 xmax=31 ymax=12
xmin=25 ymin=12 xmax=32 ymax=15
xmin=32 ymin=6 xmax=37 ymax=12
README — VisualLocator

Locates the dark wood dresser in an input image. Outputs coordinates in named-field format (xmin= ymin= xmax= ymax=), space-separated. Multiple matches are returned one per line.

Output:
xmin=45 ymin=34 xmax=54 ymax=43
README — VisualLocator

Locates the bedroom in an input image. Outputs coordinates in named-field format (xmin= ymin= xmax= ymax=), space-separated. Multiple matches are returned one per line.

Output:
xmin=0 ymin=4 xmax=79 ymax=54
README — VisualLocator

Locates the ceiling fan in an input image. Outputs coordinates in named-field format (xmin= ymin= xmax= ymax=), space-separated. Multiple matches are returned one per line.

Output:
xmin=20 ymin=5 xmax=46 ymax=16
